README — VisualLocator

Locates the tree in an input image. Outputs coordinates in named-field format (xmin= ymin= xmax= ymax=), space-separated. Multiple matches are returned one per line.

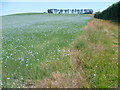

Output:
xmin=60 ymin=9 xmax=63 ymax=14
xmin=94 ymin=1 xmax=120 ymax=22
xmin=47 ymin=9 xmax=53 ymax=13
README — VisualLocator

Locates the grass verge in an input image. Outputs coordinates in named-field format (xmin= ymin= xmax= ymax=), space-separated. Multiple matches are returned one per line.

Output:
xmin=72 ymin=19 xmax=118 ymax=88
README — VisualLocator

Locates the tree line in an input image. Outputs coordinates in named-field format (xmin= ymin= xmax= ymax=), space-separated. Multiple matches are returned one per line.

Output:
xmin=94 ymin=1 xmax=120 ymax=22
xmin=47 ymin=9 xmax=93 ymax=14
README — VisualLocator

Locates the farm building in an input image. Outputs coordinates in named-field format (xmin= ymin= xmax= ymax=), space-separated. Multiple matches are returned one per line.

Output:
xmin=47 ymin=9 xmax=93 ymax=14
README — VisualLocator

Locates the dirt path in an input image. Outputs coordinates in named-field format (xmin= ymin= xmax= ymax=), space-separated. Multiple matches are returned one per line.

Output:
xmin=84 ymin=21 xmax=96 ymax=30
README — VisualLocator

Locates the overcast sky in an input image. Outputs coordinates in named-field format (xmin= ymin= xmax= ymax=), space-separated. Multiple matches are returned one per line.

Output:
xmin=1 ymin=0 xmax=119 ymax=15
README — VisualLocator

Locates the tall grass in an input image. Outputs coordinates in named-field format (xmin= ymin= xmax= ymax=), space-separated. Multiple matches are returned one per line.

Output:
xmin=73 ymin=19 xmax=118 ymax=88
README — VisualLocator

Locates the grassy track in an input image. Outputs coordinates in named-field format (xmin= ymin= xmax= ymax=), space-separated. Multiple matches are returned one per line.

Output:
xmin=2 ymin=14 xmax=91 ymax=88
xmin=72 ymin=19 xmax=118 ymax=88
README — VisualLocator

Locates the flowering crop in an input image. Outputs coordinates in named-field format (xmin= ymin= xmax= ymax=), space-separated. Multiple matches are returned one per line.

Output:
xmin=2 ymin=14 xmax=91 ymax=88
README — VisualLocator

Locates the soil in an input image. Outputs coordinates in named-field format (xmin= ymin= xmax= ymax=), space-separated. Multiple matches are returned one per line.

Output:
xmin=84 ymin=21 xmax=96 ymax=30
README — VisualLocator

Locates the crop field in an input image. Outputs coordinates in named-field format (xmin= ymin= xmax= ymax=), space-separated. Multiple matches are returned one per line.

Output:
xmin=2 ymin=14 xmax=91 ymax=88
xmin=2 ymin=14 xmax=118 ymax=88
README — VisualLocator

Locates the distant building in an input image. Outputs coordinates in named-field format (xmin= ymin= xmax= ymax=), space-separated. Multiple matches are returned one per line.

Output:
xmin=47 ymin=9 xmax=93 ymax=14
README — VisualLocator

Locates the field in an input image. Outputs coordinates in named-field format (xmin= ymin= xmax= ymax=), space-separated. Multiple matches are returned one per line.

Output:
xmin=2 ymin=14 xmax=91 ymax=88
xmin=2 ymin=14 xmax=118 ymax=88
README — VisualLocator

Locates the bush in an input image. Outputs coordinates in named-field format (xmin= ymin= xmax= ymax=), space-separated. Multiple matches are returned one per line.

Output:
xmin=94 ymin=1 xmax=120 ymax=22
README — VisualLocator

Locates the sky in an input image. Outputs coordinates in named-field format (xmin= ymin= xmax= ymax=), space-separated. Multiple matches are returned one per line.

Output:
xmin=1 ymin=0 xmax=119 ymax=15
xmin=1 ymin=0 xmax=119 ymax=2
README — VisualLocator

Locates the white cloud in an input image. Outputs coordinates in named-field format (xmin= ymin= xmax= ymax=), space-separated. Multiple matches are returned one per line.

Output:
xmin=1 ymin=0 xmax=119 ymax=2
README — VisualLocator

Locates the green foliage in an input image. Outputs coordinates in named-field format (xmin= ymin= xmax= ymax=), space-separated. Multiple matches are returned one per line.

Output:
xmin=47 ymin=9 xmax=53 ymax=13
xmin=75 ymin=39 xmax=88 ymax=50
xmin=94 ymin=1 xmax=120 ymax=22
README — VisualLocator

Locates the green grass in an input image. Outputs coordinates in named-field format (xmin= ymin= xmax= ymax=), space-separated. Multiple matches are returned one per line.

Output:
xmin=73 ymin=19 xmax=118 ymax=88
xmin=2 ymin=14 xmax=91 ymax=88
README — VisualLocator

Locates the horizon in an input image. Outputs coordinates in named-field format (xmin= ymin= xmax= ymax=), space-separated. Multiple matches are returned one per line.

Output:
xmin=1 ymin=1 xmax=119 ymax=16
